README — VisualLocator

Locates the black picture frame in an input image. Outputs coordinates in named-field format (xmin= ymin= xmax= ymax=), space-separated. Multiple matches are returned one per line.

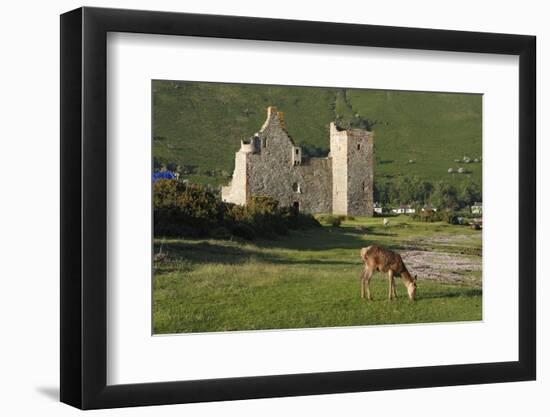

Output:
xmin=60 ymin=6 xmax=536 ymax=410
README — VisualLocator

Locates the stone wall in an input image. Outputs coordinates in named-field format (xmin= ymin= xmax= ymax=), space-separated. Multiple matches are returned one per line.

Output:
xmin=294 ymin=158 xmax=332 ymax=213
xmin=244 ymin=107 xmax=332 ymax=213
xmin=330 ymin=123 xmax=374 ymax=216
xmin=330 ymin=123 xmax=349 ymax=215
xmin=221 ymin=142 xmax=250 ymax=205
xmin=222 ymin=106 xmax=373 ymax=216
xmin=345 ymin=129 xmax=374 ymax=216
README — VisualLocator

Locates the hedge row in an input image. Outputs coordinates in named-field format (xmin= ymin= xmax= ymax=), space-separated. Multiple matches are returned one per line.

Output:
xmin=153 ymin=179 xmax=320 ymax=240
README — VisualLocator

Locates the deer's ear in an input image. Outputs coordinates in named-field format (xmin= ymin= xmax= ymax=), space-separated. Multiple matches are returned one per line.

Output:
xmin=414 ymin=275 xmax=418 ymax=282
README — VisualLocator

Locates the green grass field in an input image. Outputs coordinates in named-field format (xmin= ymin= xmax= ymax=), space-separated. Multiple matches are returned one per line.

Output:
xmin=152 ymin=80 xmax=482 ymax=188
xmin=153 ymin=216 xmax=482 ymax=334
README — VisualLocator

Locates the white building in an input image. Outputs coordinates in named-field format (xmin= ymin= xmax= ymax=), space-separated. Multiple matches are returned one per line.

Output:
xmin=392 ymin=205 xmax=416 ymax=214
xmin=471 ymin=202 xmax=482 ymax=215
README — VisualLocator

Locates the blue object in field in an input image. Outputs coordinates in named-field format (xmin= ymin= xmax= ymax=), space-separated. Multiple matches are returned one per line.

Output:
xmin=153 ymin=171 xmax=176 ymax=182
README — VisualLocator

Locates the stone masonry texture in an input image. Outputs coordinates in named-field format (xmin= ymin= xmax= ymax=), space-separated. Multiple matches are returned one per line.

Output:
xmin=221 ymin=106 xmax=374 ymax=216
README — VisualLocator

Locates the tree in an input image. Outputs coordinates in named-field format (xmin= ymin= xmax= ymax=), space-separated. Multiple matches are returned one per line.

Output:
xmin=374 ymin=179 xmax=398 ymax=205
xmin=459 ymin=182 xmax=482 ymax=208
xmin=153 ymin=157 xmax=163 ymax=171
xmin=430 ymin=181 xmax=460 ymax=211
xmin=166 ymin=162 xmax=178 ymax=172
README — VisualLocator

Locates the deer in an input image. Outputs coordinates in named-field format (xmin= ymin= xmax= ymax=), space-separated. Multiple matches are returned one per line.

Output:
xmin=359 ymin=245 xmax=417 ymax=301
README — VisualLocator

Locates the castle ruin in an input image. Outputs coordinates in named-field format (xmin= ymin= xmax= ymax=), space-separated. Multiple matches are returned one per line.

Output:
xmin=221 ymin=106 xmax=374 ymax=216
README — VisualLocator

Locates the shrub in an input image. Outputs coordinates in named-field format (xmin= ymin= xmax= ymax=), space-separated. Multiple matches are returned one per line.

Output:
xmin=153 ymin=178 xmax=186 ymax=207
xmin=225 ymin=203 xmax=247 ymax=223
xmin=411 ymin=210 xmax=437 ymax=222
xmin=230 ymin=223 xmax=256 ymax=240
xmin=326 ymin=215 xmax=341 ymax=227
xmin=318 ymin=215 xmax=343 ymax=227
xmin=270 ymin=221 xmax=289 ymax=236
xmin=248 ymin=195 xmax=279 ymax=214
xmin=331 ymin=217 xmax=342 ymax=227
xmin=153 ymin=215 xmax=201 ymax=237
xmin=154 ymin=180 xmax=321 ymax=240
xmin=442 ymin=211 xmax=460 ymax=225
xmin=154 ymin=180 xmax=226 ymax=236
xmin=282 ymin=208 xmax=321 ymax=230
xmin=299 ymin=213 xmax=322 ymax=229
xmin=241 ymin=196 xmax=285 ymax=238
xmin=210 ymin=227 xmax=232 ymax=240
xmin=412 ymin=208 xmax=472 ymax=225
xmin=317 ymin=215 xmax=330 ymax=224
xmin=441 ymin=210 xmax=471 ymax=225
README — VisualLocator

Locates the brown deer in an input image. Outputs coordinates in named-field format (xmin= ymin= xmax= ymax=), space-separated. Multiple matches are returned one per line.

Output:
xmin=359 ymin=245 xmax=417 ymax=301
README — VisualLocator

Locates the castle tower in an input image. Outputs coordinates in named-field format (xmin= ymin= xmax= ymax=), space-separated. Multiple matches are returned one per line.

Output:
xmin=220 ymin=139 xmax=255 ymax=205
xmin=330 ymin=122 xmax=374 ymax=216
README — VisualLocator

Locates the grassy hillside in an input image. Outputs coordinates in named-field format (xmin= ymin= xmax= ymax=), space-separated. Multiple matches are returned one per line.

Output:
xmin=152 ymin=80 xmax=482 ymax=188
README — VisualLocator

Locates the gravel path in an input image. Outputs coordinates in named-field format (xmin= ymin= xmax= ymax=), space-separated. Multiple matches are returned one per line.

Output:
xmin=402 ymin=249 xmax=482 ymax=285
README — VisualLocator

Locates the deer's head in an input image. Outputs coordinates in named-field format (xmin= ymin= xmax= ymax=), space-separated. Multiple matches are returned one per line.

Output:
xmin=407 ymin=275 xmax=418 ymax=301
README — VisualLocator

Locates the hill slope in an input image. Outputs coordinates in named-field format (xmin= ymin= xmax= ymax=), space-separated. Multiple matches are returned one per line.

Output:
xmin=152 ymin=80 xmax=482 ymax=187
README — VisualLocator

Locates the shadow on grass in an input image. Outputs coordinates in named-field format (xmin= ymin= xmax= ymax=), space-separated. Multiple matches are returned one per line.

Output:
xmin=254 ymin=227 xmax=370 ymax=251
xmin=342 ymin=226 xmax=398 ymax=237
xmin=153 ymin=225 xmax=421 ymax=271
xmin=155 ymin=238 xmax=362 ymax=268
xmin=155 ymin=240 xmax=263 ymax=265
xmin=266 ymin=258 xmax=357 ymax=266
xmin=154 ymin=216 xmax=471 ymax=269
xmin=418 ymin=288 xmax=482 ymax=300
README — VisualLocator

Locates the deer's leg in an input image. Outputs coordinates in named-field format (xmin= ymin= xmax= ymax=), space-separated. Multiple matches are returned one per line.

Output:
xmin=360 ymin=266 xmax=367 ymax=299
xmin=392 ymin=275 xmax=398 ymax=299
xmin=361 ymin=265 xmax=374 ymax=301
xmin=365 ymin=267 xmax=374 ymax=301
xmin=387 ymin=270 xmax=394 ymax=300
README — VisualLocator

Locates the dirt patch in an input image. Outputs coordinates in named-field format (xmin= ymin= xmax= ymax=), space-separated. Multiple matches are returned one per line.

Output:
xmin=402 ymin=250 xmax=481 ymax=286
xmin=421 ymin=234 xmax=479 ymax=245
xmin=398 ymin=234 xmax=482 ymax=257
